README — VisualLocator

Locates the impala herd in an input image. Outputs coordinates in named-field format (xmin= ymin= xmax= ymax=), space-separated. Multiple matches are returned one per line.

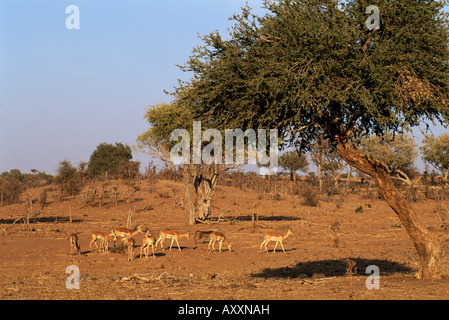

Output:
xmin=69 ymin=224 xmax=293 ymax=260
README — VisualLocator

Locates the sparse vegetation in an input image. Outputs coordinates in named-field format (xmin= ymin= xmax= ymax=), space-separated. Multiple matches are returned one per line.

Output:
xmin=354 ymin=206 xmax=364 ymax=213
xmin=0 ymin=169 xmax=449 ymax=299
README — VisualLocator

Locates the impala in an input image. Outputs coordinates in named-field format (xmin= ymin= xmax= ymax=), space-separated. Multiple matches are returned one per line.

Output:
xmin=194 ymin=230 xmax=214 ymax=245
xmin=140 ymin=231 xmax=156 ymax=259
xmin=122 ymin=236 xmax=136 ymax=261
xmin=69 ymin=233 xmax=81 ymax=256
xmin=90 ymin=231 xmax=114 ymax=253
xmin=259 ymin=228 xmax=293 ymax=254
xmin=111 ymin=225 xmax=143 ymax=246
xmin=155 ymin=229 xmax=190 ymax=251
xmin=208 ymin=231 xmax=232 ymax=253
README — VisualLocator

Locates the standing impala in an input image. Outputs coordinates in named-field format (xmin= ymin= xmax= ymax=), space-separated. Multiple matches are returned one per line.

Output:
xmin=155 ymin=230 xmax=190 ymax=252
xmin=208 ymin=231 xmax=232 ymax=253
xmin=90 ymin=231 xmax=114 ymax=253
xmin=259 ymin=228 xmax=293 ymax=254
xmin=140 ymin=231 xmax=156 ymax=259
xmin=122 ymin=236 xmax=136 ymax=261
xmin=111 ymin=225 xmax=143 ymax=246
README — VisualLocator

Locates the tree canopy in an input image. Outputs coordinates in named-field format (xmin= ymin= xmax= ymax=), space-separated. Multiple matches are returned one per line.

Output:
xmin=279 ymin=150 xmax=309 ymax=180
xmin=360 ymin=133 xmax=418 ymax=173
xmin=88 ymin=142 xmax=133 ymax=177
xmin=421 ymin=132 xmax=449 ymax=180
xmin=174 ymin=0 xmax=449 ymax=150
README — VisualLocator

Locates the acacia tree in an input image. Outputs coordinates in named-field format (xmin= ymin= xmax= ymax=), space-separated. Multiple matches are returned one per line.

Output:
xmin=360 ymin=133 xmax=419 ymax=186
xmin=173 ymin=0 xmax=449 ymax=278
xmin=136 ymin=102 xmax=237 ymax=225
xmin=279 ymin=150 xmax=308 ymax=181
xmin=309 ymin=139 xmax=329 ymax=191
xmin=421 ymin=133 xmax=449 ymax=180
xmin=88 ymin=142 xmax=133 ymax=178
xmin=56 ymin=159 xmax=80 ymax=199
xmin=309 ymin=138 xmax=350 ymax=190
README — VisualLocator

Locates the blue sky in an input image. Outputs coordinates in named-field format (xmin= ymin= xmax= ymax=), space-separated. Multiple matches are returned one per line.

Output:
xmin=0 ymin=1 xmax=447 ymax=175
xmin=0 ymin=0 xmax=266 ymax=174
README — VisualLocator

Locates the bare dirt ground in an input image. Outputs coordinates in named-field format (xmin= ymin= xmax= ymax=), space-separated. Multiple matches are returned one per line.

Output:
xmin=1 ymin=178 xmax=449 ymax=300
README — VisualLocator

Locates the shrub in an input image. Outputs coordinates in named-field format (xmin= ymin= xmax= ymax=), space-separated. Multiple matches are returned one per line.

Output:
xmin=301 ymin=186 xmax=319 ymax=207
xmin=0 ymin=177 xmax=24 ymax=205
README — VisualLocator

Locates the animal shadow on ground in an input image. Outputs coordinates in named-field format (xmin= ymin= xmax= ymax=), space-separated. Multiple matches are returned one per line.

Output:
xmin=251 ymin=258 xmax=413 ymax=279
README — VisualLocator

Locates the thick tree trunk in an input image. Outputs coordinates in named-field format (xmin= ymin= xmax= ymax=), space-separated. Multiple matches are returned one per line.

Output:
xmin=197 ymin=199 xmax=211 ymax=221
xmin=193 ymin=164 xmax=220 ymax=221
xmin=334 ymin=134 xmax=441 ymax=279
xmin=183 ymin=164 xmax=196 ymax=225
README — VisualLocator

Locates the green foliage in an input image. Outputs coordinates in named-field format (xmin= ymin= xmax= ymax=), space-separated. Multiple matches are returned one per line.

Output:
xmin=136 ymin=102 xmax=194 ymax=158
xmin=56 ymin=160 xmax=77 ymax=183
xmin=174 ymin=0 xmax=449 ymax=151
xmin=0 ymin=176 xmax=24 ymax=205
xmin=355 ymin=205 xmax=364 ymax=213
xmin=279 ymin=150 xmax=309 ymax=180
xmin=1 ymin=169 xmax=25 ymax=182
xmin=55 ymin=159 xmax=82 ymax=197
xmin=421 ymin=133 xmax=449 ymax=179
xmin=0 ymin=169 xmax=54 ymax=206
xmin=360 ymin=133 xmax=418 ymax=172
xmin=88 ymin=142 xmax=133 ymax=177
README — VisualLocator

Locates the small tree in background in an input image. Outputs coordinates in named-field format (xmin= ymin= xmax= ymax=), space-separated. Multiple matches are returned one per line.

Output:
xmin=279 ymin=150 xmax=308 ymax=181
xmin=55 ymin=159 xmax=80 ymax=199
xmin=360 ymin=133 xmax=418 ymax=185
xmin=88 ymin=142 xmax=133 ymax=178
xmin=0 ymin=172 xmax=24 ymax=206
xmin=421 ymin=133 xmax=449 ymax=180
xmin=118 ymin=160 xmax=141 ymax=181
xmin=78 ymin=161 xmax=88 ymax=184
xmin=2 ymin=169 xmax=25 ymax=182
xmin=136 ymin=102 xmax=235 ymax=225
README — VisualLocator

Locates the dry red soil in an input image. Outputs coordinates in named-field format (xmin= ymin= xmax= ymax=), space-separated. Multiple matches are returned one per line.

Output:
xmin=1 ymin=178 xmax=449 ymax=300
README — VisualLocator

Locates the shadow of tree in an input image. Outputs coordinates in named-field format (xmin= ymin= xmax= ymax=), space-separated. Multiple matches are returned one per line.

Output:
xmin=0 ymin=216 xmax=83 ymax=224
xmin=251 ymin=258 xmax=413 ymax=279
xmin=231 ymin=214 xmax=302 ymax=222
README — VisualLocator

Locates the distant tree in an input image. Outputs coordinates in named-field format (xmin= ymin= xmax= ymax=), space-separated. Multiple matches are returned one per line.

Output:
xmin=136 ymin=103 xmax=232 ymax=225
xmin=57 ymin=160 xmax=77 ymax=181
xmin=0 ymin=177 xmax=23 ymax=205
xmin=279 ymin=151 xmax=308 ymax=181
xmin=56 ymin=159 xmax=80 ymax=199
xmin=33 ymin=171 xmax=53 ymax=186
xmin=2 ymin=169 xmax=25 ymax=182
xmin=309 ymin=139 xmax=350 ymax=190
xmin=421 ymin=133 xmax=449 ymax=180
xmin=118 ymin=160 xmax=141 ymax=181
xmin=78 ymin=161 xmax=88 ymax=184
xmin=88 ymin=142 xmax=132 ymax=178
xmin=360 ymin=133 xmax=418 ymax=185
